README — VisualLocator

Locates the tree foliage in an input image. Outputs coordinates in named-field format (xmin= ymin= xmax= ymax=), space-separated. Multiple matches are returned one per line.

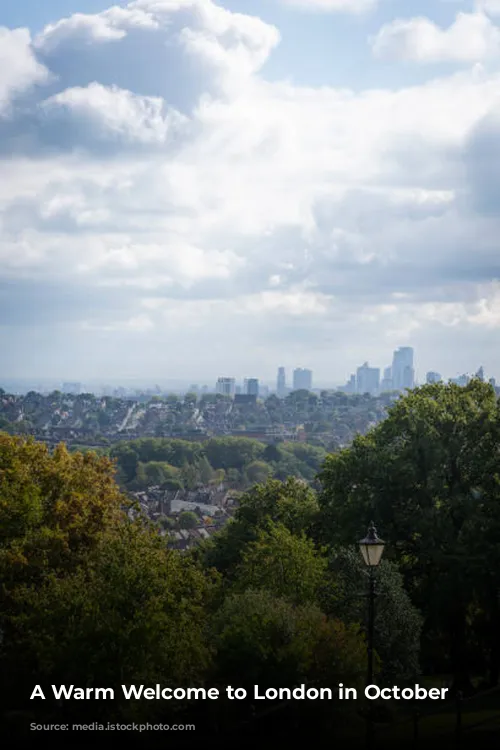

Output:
xmin=319 ymin=381 xmax=500 ymax=688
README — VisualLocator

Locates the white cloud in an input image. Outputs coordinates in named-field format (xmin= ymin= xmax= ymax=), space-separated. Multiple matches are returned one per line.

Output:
xmin=372 ymin=12 xmax=500 ymax=63
xmin=34 ymin=7 xmax=159 ymax=51
xmin=0 ymin=28 xmax=49 ymax=113
xmin=1 ymin=0 xmax=500 ymax=381
xmin=477 ymin=0 xmax=500 ymax=17
xmin=279 ymin=0 xmax=377 ymax=13
xmin=44 ymin=83 xmax=186 ymax=145
xmin=34 ymin=0 xmax=280 ymax=105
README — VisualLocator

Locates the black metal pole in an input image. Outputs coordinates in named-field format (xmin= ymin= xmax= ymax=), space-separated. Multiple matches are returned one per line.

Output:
xmin=368 ymin=567 xmax=375 ymax=686
xmin=366 ymin=567 xmax=375 ymax=748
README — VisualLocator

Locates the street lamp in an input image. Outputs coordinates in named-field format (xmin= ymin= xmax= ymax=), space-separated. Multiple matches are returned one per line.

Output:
xmin=359 ymin=521 xmax=385 ymax=570
xmin=359 ymin=522 xmax=385 ymax=747
xmin=359 ymin=522 xmax=385 ymax=685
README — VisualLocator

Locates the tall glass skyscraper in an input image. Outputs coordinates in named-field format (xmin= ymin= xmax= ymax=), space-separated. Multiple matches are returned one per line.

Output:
xmin=392 ymin=347 xmax=414 ymax=391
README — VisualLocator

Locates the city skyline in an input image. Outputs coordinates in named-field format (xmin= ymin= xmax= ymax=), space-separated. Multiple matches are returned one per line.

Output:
xmin=1 ymin=347 xmax=496 ymax=397
xmin=1 ymin=1 xmax=500 ymax=382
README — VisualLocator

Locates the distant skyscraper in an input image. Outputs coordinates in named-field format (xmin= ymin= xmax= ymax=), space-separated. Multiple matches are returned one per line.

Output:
xmin=450 ymin=373 xmax=470 ymax=386
xmin=392 ymin=347 xmax=414 ymax=391
xmin=244 ymin=378 xmax=259 ymax=396
xmin=277 ymin=367 xmax=286 ymax=398
xmin=216 ymin=377 xmax=236 ymax=396
xmin=293 ymin=368 xmax=312 ymax=391
xmin=380 ymin=366 xmax=393 ymax=392
xmin=476 ymin=366 xmax=485 ymax=381
xmin=426 ymin=372 xmax=441 ymax=384
xmin=356 ymin=362 xmax=380 ymax=395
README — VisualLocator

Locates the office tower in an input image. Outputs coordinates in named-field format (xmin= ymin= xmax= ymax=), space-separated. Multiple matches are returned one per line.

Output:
xmin=380 ymin=366 xmax=393 ymax=393
xmin=392 ymin=347 xmax=414 ymax=391
xmin=216 ymin=377 xmax=236 ymax=396
xmin=344 ymin=374 xmax=356 ymax=394
xmin=489 ymin=377 xmax=496 ymax=388
xmin=356 ymin=362 xmax=380 ymax=396
xmin=277 ymin=367 xmax=286 ymax=398
xmin=426 ymin=372 xmax=441 ymax=384
xmin=244 ymin=378 xmax=259 ymax=396
xmin=451 ymin=373 xmax=470 ymax=387
xmin=293 ymin=368 xmax=313 ymax=391
xmin=475 ymin=366 xmax=485 ymax=382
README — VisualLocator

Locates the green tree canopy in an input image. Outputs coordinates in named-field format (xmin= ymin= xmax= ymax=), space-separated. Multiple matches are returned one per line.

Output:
xmin=211 ymin=589 xmax=365 ymax=695
xmin=178 ymin=511 xmax=199 ymax=530
xmin=319 ymin=381 xmax=500 ymax=689
xmin=233 ymin=523 xmax=327 ymax=605
xmin=202 ymin=478 xmax=320 ymax=575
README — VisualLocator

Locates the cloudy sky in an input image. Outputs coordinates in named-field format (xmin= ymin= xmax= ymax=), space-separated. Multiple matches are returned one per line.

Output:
xmin=1 ymin=0 xmax=500 ymax=387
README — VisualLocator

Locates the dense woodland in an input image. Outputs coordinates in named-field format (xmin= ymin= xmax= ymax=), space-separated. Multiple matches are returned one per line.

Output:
xmin=109 ymin=437 xmax=328 ymax=491
xmin=1 ymin=381 xmax=499 ymax=744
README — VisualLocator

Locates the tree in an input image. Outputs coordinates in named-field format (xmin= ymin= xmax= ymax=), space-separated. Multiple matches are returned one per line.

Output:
xmin=178 ymin=511 xmax=199 ymax=530
xmin=197 ymin=456 xmax=214 ymax=486
xmin=319 ymin=381 xmax=500 ymax=690
xmin=184 ymin=392 xmax=198 ymax=407
xmin=211 ymin=589 xmax=365 ymax=701
xmin=205 ymin=437 xmax=264 ymax=471
xmin=263 ymin=443 xmax=282 ymax=463
xmin=0 ymin=437 xmax=124 ymax=589
xmin=325 ymin=548 xmax=422 ymax=684
xmin=234 ymin=523 xmax=327 ymax=605
xmin=245 ymin=460 xmax=272 ymax=486
xmin=202 ymin=477 xmax=319 ymax=575
xmin=180 ymin=462 xmax=198 ymax=490
xmin=110 ymin=445 xmax=139 ymax=483
xmin=5 ymin=523 xmax=214 ymax=723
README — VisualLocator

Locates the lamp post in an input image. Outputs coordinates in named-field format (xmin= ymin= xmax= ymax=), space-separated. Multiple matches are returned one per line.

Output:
xmin=359 ymin=522 xmax=385 ymax=746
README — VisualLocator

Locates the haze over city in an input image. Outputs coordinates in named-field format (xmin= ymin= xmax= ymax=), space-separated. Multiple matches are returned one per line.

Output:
xmin=1 ymin=0 xmax=500 ymax=382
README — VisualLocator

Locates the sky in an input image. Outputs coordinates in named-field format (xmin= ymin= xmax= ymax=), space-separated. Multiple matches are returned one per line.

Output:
xmin=1 ymin=0 xmax=500 ymax=387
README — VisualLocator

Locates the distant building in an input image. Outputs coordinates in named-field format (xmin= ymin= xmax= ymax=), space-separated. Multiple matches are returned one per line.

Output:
xmin=293 ymin=368 xmax=312 ymax=391
xmin=244 ymin=378 xmax=259 ymax=396
xmin=426 ymin=372 xmax=442 ymax=384
xmin=235 ymin=385 xmax=242 ymax=395
xmin=380 ymin=366 xmax=393 ymax=392
xmin=339 ymin=374 xmax=355 ymax=394
xmin=489 ymin=377 xmax=496 ymax=388
xmin=476 ymin=366 xmax=485 ymax=382
xmin=450 ymin=373 xmax=470 ymax=387
xmin=277 ymin=367 xmax=286 ymax=398
xmin=392 ymin=347 xmax=414 ymax=391
xmin=346 ymin=374 xmax=356 ymax=394
xmin=356 ymin=362 xmax=380 ymax=395
xmin=216 ymin=377 xmax=236 ymax=397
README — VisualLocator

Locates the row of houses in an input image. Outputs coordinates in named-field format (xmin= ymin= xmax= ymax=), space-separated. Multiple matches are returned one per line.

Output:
xmin=132 ymin=483 xmax=237 ymax=517
xmin=129 ymin=482 xmax=239 ymax=550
